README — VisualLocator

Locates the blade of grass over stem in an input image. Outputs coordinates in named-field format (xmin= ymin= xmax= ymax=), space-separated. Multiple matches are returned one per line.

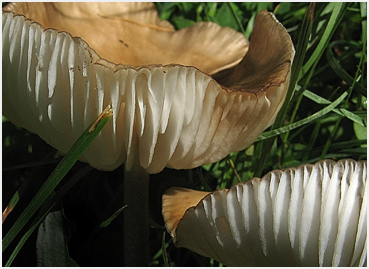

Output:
xmin=227 ymin=156 xmax=242 ymax=183
xmin=253 ymin=3 xmax=315 ymax=177
xmin=2 ymin=104 xmax=113 ymax=254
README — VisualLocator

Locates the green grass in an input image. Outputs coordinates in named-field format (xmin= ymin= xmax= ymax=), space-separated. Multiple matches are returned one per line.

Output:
xmin=2 ymin=2 xmax=366 ymax=267
xmin=3 ymin=105 xmax=113 ymax=266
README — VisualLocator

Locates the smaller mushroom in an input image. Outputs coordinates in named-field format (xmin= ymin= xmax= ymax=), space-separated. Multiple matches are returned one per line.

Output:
xmin=162 ymin=159 xmax=367 ymax=267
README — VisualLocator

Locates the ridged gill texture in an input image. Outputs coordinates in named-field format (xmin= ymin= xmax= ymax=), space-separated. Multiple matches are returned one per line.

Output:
xmin=2 ymin=8 xmax=293 ymax=173
xmin=162 ymin=159 xmax=367 ymax=266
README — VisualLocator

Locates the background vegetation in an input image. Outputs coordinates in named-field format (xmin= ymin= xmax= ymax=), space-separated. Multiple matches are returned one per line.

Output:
xmin=3 ymin=2 xmax=367 ymax=266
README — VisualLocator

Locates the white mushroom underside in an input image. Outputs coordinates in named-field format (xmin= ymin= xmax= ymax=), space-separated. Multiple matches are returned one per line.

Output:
xmin=2 ymin=13 xmax=286 ymax=173
xmin=172 ymin=159 xmax=367 ymax=266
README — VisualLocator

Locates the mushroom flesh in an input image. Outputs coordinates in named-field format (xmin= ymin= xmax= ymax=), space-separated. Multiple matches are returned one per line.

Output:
xmin=3 ymin=4 xmax=294 ymax=174
xmin=162 ymin=159 xmax=367 ymax=267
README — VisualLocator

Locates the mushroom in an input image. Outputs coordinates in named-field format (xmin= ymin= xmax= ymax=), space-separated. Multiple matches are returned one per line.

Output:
xmin=3 ymin=3 xmax=294 ymax=266
xmin=162 ymin=159 xmax=367 ymax=267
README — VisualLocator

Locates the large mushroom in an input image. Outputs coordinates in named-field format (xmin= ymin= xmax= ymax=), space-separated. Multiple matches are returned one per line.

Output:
xmin=3 ymin=3 xmax=294 ymax=266
xmin=162 ymin=159 xmax=367 ymax=267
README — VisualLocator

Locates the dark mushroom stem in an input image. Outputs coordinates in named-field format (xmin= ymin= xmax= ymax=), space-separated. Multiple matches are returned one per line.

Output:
xmin=123 ymin=161 xmax=150 ymax=266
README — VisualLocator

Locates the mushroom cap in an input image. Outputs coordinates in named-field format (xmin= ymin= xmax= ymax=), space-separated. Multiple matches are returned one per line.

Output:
xmin=2 ymin=2 xmax=247 ymax=75
xmin=3 ymin=3 xmax=294 ymax=173
xmin=162 ymin=159 xmax=367 ymax=267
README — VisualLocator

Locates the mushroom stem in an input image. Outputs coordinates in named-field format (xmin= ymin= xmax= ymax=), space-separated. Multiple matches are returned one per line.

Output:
xmin=123 ymin=163 xmax=150 ymax=266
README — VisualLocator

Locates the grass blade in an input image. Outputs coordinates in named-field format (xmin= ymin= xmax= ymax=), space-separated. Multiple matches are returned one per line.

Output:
xmin=99 ymin=205 xmax=127 ymax=228
xmin=162 ymin=232 xmax=170 ymax=267
xmin=326 ymin=41 xmax=366 ymax=96
xmin=3 ymin=104 xmax=113 ymax=255
xmin=2 ymin=193 xmax=20 ymax=224
xmin=5 ymin=209 xmax=50 ymax=266
xmin=256 ymin=91 xmax=347 ymax=141
xmin=297 ymin=86 xmax=366 ymax=126
xmin=226 ymin=3 xmax=245 ymax=34
xmin=253 ymin=3 xmax=315 ymax=177
xmin=300 ymin=3 xmax=348 ymax=79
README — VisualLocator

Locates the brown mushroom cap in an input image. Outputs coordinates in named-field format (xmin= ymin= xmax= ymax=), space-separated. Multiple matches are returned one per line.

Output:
xmin=3 ymin=2 xmax=247 ymax=75
xmin=3 ymin=3 xmax=294 ymax=173
xmin=162 ymin=159 xmax=367 ymax=267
